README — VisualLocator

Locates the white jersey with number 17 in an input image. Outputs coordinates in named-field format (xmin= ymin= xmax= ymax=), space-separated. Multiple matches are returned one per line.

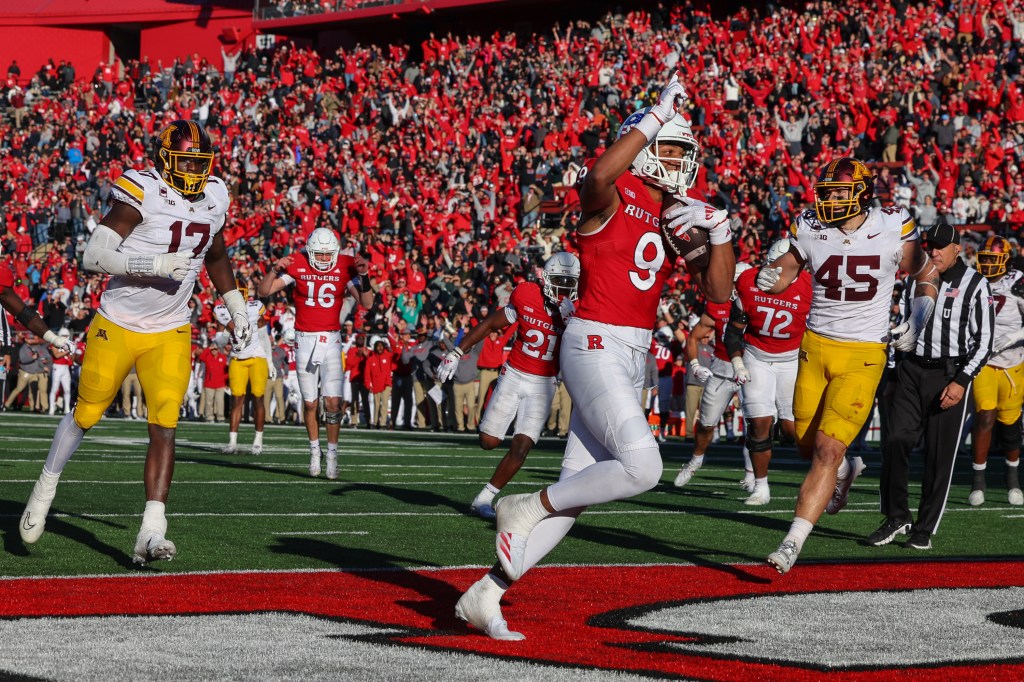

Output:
xmin=789 ymin=206 xmax=917 ymax=344
xmin=103 ymin=169 xmax=230 ymax=333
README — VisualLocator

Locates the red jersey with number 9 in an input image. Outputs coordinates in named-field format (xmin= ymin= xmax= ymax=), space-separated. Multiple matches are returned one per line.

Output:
xmin=505 ymin=282 xmax=563 ymax=377
xmin=575 ymin=160 xmax=678 ymax=329
xmin=734 ymin=268 xmax=812 ymax=355
xmin=286 ymin=254 xmax=359 ymax=332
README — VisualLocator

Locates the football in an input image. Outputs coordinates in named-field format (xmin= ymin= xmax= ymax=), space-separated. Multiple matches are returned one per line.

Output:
xmin=660 ymin=195 xmax=710 ymax=271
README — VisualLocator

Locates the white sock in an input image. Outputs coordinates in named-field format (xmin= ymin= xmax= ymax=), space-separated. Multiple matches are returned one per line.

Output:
xmin=142 ymin=500 xmax=167 ymax=536
xmin=253 ymin=431 xmax=263 ymax=447
xmin=754 ymin=476 xmax=769 ymax=490
xmin=850 ymin=455 xmax=865 ymax=473
xmin=327 ymin=442 xmax=338 ymax=457
xmin=973 ymin=462 xmax=987 ymax=471
xmin=477 ymin=484 xmax=499 ymax=504
xmin=310 ymin=439 xmax=320 ymax=452
xmin=44 ymin=412 xmax=86 ymax=475
xmin=517 ymin=492 xmax=549 ymax=526
xmin=229 ymin=431 xmax=238 ymax=446
xmin=784 ymin=517 xmax=814 ymax=553
xmin=687 ymin=454 xmax=705 ymax=471
xmin=836 ymin=456 xmax=851 ymax=479
xmin=1008 ymin=459 xmax=1020 ymax=468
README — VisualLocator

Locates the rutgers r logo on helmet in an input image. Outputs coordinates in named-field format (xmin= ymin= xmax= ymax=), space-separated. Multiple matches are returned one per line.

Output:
xmin=153 ymin=119 xmax=215 ymax=198
xmin=813 ymin=157 xmax=873 ymax=225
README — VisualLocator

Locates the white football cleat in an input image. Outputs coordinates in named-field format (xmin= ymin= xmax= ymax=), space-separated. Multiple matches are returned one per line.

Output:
xmin=968 ymin=489 xmax=985 ymax=506
xmin=674 ymin=462 xmax=701 ymax=488
xmin=20 ymin=470 xmax=61 ymax=544
xmin=325 ymin=454 xmax=338 ymax=481
xmin=132 ymin=528 xmax=177 ymax=565
xmin=251 ymin=444 xmax=263 ymax=456
xmin=309 ymin=448 xmax=322 ymax=477
xmin=744 ymin=487 xmax=771 ymax=506
xmin=495 ymin=493 xmax=544 ymax=581
xmin=767 ymin=539 xmax=799 ymax=575
xmin=455 ymin=577 xmax=524 ymax=641
xmin=825 ymin=457 xmax=866 ymax=515
xmin=223 ymin=443 xmax=237 ymax=455
xmin=1009 ymin=488 xmax=1024 ymax=506
xmin=740 ymin=474 xmax=756 ymax=493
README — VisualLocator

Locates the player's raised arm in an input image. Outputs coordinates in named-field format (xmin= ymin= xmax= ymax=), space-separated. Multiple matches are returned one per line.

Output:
xmin=257 ymin=254 xmax=293 ymax=297
xmin=756 ymin=247 xmax=804 ymax=294
xmin=578 ymin=75 xmax=687 ymax=234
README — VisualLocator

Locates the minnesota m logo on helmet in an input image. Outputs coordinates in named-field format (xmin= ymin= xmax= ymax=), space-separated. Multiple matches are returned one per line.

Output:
xmin=813 ymin=157 xmax=873 ymax=224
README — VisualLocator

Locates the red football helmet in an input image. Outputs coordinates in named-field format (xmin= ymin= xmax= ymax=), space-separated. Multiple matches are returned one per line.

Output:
xmin=977 ymin=236 xmax=1012 ymax=280
xmin=153 ymin=119 xmax=214 ymax=197
xmin=813 ymin=158 xmax=874 ymax=224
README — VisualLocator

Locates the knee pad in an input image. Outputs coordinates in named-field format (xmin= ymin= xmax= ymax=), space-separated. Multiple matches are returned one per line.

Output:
xmin=746 ymin=434 xmax=774 ymax=454
xmin=995 ymin=419 xmax=1022 ymax=452
xmin=323 ymin=410 xmax=342 ymax=425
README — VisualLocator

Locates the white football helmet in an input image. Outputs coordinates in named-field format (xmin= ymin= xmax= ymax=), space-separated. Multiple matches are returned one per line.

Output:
xmin=542 ymin=252 xmax=581 ymax=303
xmin=734 ymin=262 xmax=753 ymax=282
xmin=306 ymin=227 xmax=341 ymax=272
xmin=283 ymin=328 xmax=296 ymax=346
xmin=767 ymin=238 xmax=791 ymax=264
xmin=618 ymin=107 xmax=700 ymax=195
xmin=57 ymin=328 xmax=70 ymax=340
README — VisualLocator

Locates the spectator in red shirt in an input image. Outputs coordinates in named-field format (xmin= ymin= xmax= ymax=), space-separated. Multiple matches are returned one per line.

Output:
xmin=198 ymin=344 xmax=229 ymax=423
xmin=364 ymin=339 xmax=393 ymax=429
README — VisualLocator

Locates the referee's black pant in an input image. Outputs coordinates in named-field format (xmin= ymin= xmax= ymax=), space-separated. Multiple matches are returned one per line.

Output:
xmin=880 ymin=355 xmax=971 ymax=535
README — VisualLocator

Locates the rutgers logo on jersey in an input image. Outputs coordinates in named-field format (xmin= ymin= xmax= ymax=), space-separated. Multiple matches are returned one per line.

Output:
xmin=735 ymin=268 xmax=812 ymax=355
xmin=287 ymin=255 xmax=358 ymax=333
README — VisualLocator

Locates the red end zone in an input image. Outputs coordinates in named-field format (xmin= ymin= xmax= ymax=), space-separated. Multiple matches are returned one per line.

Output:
xmin=2 ymin=561 xmax=1022 ymax=681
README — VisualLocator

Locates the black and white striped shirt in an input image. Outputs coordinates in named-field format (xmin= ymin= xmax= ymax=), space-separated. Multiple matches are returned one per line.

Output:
xmin=899 ymin=259 xmax=994 ymax=386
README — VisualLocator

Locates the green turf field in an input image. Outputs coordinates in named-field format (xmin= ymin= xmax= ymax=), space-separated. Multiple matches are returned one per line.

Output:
xmin=2 ymin=412 xmax=1018 ymax=577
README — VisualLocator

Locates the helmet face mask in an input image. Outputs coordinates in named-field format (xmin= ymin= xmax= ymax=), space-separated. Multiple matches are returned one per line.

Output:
xmin=306 ymin=227 xmax=341 ymax=272
xmin=619 ymin=108 xmax=700 ymax=195
xmin=978 ymin=236 xmax=1011 ymax=280
xmin=813 ymin=158 xmax=873 ymax=225
xmin=542 ymin=252 xmax=581 ymax=304
xmin=154 ymin=120 xmax=214 ymax=197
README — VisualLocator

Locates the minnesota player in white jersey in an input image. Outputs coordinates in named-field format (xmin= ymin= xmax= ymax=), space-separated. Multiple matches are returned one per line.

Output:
xmin=969 ymin=237 xmax=1024 ymax=506
xmin=19 ymin=119 xmax=250 ymax=565
xmin=456 ymin=75 xmax=735 ymax=641
xmin=214 ymin=288 xmax=272 ymax=455
xmin=755 ymin=157 xmax=939 ymax=574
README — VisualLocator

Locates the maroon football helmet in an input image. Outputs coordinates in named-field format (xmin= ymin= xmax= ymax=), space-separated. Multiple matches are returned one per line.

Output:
xmin=153 ymin=120 xmax=214 ymax=197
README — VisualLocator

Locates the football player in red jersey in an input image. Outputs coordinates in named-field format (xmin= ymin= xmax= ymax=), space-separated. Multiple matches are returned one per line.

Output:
xmin=258 ymin=228 xmax=372 ymax=479
xmin=672 ymin=263 xmax=751 ymax=490
xmin=438 ymin=253 xmax=579 ymax=519
xmin=724 ymin=239 xmax=812 ymax=505
xmin=456 ymin=76 xmax=733 ymax=641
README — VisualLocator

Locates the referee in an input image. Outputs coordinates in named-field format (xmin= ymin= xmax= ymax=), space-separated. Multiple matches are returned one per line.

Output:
xmin=868 ymin=223 xmax=994 ymax=550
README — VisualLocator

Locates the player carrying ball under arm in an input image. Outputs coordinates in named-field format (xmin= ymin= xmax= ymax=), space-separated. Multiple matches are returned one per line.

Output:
xmin=455 ymin=75 xmax=734 ymax=640
xmin=756 ymin=158 xmax=939 ymax=575
xmin=258 ymin=228 xmax=372 ymax=478
xmin=18 ymin=119 xmax=250 ymax=565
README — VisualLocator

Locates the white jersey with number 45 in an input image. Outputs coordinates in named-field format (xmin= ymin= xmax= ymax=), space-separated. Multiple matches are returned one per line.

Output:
xmin=104 ymin=168 xmax=230 ymax=333
xmin=789 ymin=206 xmax=917 ymax=344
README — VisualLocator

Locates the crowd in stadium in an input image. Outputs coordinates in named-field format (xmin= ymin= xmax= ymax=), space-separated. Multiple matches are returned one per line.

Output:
xmin=2 ymin=0 xmax=1024 ymax=434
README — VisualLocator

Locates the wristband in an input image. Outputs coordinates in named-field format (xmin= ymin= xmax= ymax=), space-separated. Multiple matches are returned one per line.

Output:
xmin=451 ymin=347 xmax=464 ymax=359
xmin=43 ymin=330 xmax=60 ymax=346
xmin=632 ymin=113 xmax=665 ymax=144
xmin=730 ymin=356 xmax=747 ymax=373
xmin=356 ymin=275 xmax=373 ymax=294
xmin=688 ymin=359 xmax=700 ymax=371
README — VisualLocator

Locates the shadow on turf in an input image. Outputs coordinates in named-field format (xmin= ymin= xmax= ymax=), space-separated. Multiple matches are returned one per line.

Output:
xmin=0 ymin=497 xmax=137 ymax=570
xmin=174 ymin=442 xmax=313 ymax=480
xmin=269 ymin=537 xmax=465 ymax=629
xmin=328 ymin=483 xmax=466 ymax=513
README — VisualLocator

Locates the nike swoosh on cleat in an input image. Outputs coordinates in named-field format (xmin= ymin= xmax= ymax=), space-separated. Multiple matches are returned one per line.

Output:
xmin=22 ymin=513 xmax=36 ymax=531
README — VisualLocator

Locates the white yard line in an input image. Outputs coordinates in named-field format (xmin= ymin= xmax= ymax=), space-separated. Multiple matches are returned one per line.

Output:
xmin=271 ymin=530 xmax=370 ymax=536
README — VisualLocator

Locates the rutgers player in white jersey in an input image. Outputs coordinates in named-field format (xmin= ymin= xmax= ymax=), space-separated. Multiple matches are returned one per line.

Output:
xmin=438 ymin=253 xmax=578 ymax=520
xmin=724 ymin=240 xmax=811 ymax=505
xmin=756 ymin=157 xmax=939 ymax=574
xmin=214 ymin=288 xmax=272 ymax=454
xmin=20 ymin=119 xmax=250 ymax=564
xmin=673 ymin=264 xmax=751 ymax=489
xmin=455 ymin=75 xmax=735 ymax=640
xmin=258 ymin=227 xmax=372 ymax=479
xmin=969 ymin=237 xmax=1024 ymax=506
